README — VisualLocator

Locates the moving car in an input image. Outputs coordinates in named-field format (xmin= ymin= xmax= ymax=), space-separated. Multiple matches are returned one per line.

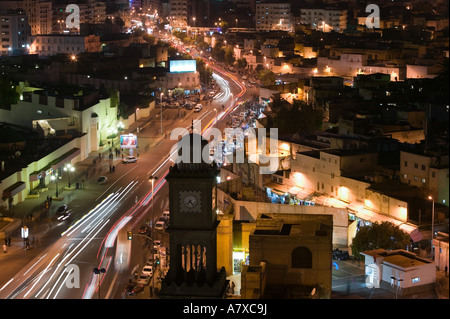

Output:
xmin=56 ymin=205 xmax=68 ymax=214
xmin=194 ymin=104 xmax=202 ymax=112
xmin=97 ymin=176 xmax=108 ymax=184
xmin=155 ymin=220 xmax=166 ymax=231
xmin=123 ymin=156 xmax=137 ymax=163
xmin=57 ymin=210 xmax=71 ymax=221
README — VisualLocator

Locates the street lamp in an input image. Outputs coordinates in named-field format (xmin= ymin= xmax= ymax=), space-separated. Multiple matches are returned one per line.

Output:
xmin=63 ymin=163 xmax=75 ymax=188
xmin=50 ymin=174 xmax=59 ymax=197
xmin=160 ymin=92 xmax=164 ymax=135
xmin=93 ymin=267 xmax=106 ymax=299
xmin=428 ymin=195 xmax=435 ymax=258
xmin=148 ymin=175 xmax=158 ymax=296
xmin=107 ymin=127 xmax=118 ymax=148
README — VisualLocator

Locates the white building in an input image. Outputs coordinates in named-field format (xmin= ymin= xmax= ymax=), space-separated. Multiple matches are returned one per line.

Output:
xmin=29 ymin=34 xmax=101 ymax=56
xmin=255 ymin=2 xmax=292 ymax=32
xmin=0 ymin=9 xmax=31 ymax=56
xmin=433 ymin=232 xmax=449 ymax=272
xmin=317 ymin=54 xmax=401 ymax=81
xmin=361 ymin=249 xmax=436 ymax=296
xmin=0 ymin=84 xmax=117 ymax=156
xmin=399 ymin=150 xmax=449 ymax=206
xmin=299 ymin=8 xmax=347 ymax=32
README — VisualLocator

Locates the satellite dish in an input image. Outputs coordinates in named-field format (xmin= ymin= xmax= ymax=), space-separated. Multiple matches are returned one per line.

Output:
xmin=15 ymin=151 xmax=21 ymax=157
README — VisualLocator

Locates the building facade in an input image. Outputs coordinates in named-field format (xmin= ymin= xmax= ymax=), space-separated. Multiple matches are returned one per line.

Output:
xmin=0 ymin=9 xmax=30 ymax=56
xmin=255 ymin=2 xmax=292 ymax=32
xmin=29 ymin=34 xmax=101 ymax=56
xmin=299 ymin=7 xmax=347 ymax=32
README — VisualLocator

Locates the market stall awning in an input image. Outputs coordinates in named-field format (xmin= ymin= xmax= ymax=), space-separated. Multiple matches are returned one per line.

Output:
xmin=288 ymin=186 xmax=301 ymax=195
xmin=346 ymin=201 xmax=365 ymax=212
xmin=265 ymin=183 xmax=290 ymax=196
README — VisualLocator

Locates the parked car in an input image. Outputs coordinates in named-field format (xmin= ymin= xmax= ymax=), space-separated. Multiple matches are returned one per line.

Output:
xmin=141 ymin=265 xmax=153 ymax=277
xmin=124 ymin=284 xmax=144 ymax=296
xmin=155 ymin=220 xmax=166 ymax=231
xmin=137 ymin=274 xmax=151 ymax=285
xmin=185 ymin=103 xmax=193 ymax=110
xmin=332 ymin=249 xmax=349 ymax=260
xmin=138 ymin=225 xmax=150 ymax=235
xmin=194 ymin=104 xmax=202 ymax=112
xmin=97 ymin=176 xmax=108 ymax=184
xmin=123 ymin=156 xmax=137 ymax=163
xmin=145 ymin=258 xmax=154 ymax=267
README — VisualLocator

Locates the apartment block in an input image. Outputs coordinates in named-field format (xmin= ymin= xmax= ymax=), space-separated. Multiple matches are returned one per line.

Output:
xmin=0 ymin=9 xmax=31 ymax=56
xmin=23 ymin=0 xmax=52 ymax=35
xmin=299 ymin=7 xmax=347 ymax=32
xmin=255 ymin=2 xmax=292 ymax=32
xmin=169 ymin=0 xmax=187 ymax=28
xmin=400 ymin=150 xmax=449 ymax=206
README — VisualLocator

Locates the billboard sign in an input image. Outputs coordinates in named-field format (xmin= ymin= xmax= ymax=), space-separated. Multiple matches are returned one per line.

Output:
xmin=169 ymin=60 xmax=196 ymax=73
xmin=120 ymin=134 xmax=137 ymax=149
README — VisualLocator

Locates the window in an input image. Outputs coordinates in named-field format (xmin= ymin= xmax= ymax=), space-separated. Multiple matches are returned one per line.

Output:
xmin=421 ymin=165 xmax=426 ymax=171
xmin=292 ymin=247 xmax=312 ymax=268
xmin=404 ymin=161 xmax=407 ymax=167
xmin=414 ymin=163 xmax=418 ymax=168
xmin=421 ymin=178 xmax=426 ymax=183
xmin=412 ymin=277 xmax=420 ymax=284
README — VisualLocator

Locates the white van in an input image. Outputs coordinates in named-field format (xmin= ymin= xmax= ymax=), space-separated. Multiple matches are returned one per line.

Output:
xmin=194 ymin=104 xmax=202 ymax=112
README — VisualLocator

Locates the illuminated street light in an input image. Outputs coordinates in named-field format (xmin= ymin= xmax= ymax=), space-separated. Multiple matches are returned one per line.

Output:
xmin=50 ymin=174 xmax=59 ymax=197
xmin=148 ymin=175 xmax=158 ymax=296
xmin=160 ymin=92 xmax=164 ymax=135
xmin=428 ymin=195 xmax=435 ymax=258
xmin=107 ymin=127 xmax=118 ymax=147
xmin=63 ymin=163 xmax=75 ymax=188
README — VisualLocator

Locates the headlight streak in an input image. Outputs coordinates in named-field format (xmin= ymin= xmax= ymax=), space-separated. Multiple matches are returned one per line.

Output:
xmin=23 ymin=253 xmax=60 ymax=298
xmin=47 ymin=266 xmax=74 ymax=299
xmin=34 ymin=217 xmax=109 ymax=299
xmin=22 ymin=253 xmax=48 ymax=277
xmin=62 ymin=180 xmax=137 ymax=237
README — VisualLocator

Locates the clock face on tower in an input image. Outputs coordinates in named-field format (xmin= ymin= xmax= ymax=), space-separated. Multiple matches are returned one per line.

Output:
xmin=184 ymin=194 xmax=197 ymax=208
xmin=179 ymin=191 xmax=202 ymax=213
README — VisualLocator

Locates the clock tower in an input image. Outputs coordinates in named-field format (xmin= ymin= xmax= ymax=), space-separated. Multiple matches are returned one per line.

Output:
xmin=158 ymin=131 xmax=228 ymax=299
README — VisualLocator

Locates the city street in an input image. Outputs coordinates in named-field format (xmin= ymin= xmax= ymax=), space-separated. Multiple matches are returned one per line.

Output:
xmin=0 ymin=54 xmax=254 ymax=299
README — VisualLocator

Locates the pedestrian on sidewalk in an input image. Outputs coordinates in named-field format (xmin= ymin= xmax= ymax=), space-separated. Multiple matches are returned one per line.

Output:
xmin=112 ymin=165 xmax=115 ymax=173
xmin=3 ymin=244 xmax=7 ymax=253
